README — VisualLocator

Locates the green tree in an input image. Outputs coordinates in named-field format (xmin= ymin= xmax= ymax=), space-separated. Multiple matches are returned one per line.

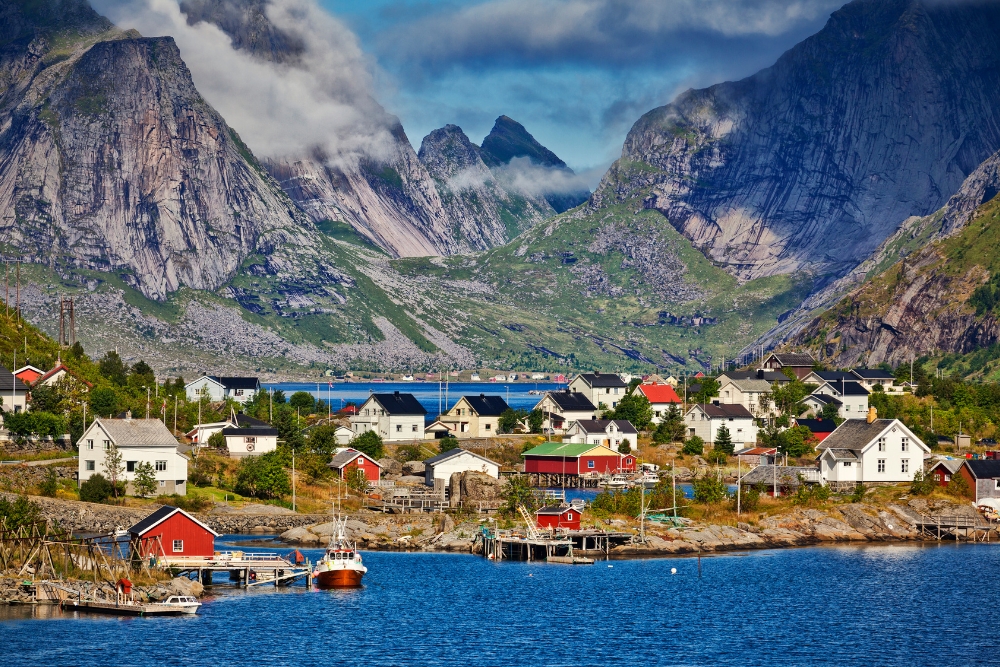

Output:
xmin=0 ymin=495 xmax=42 ymax=530
xmin=777 ymin=425 xmax=815 ymax=457
xmin=910 ymin=470 xmax=935 ymax=496
xmin=527 ymin=409 xmax=544 ymax=434
xmin=132 ymin=461 xmax=157 ymax=498
xmin=103 ymin=442 xmax=126 ymax=502
xmin=129 ymin=360 xmax=156 ymax=387
xmin=947 ymin=473 xmax=972 ymax=499
xmin=98 ymin=351 xmax=128 ymax=386
xmin=30 ymin=384 xmax=63 ymax=413
xmin=438 ymin=435 xmax=459 ymax=453
xmin=39 ymin=468 xmax=58 ymax=497
xmin=344 ymin=467 xmax=369 ymax=494
xmin=653 ymin=405 xmax=685 ymax=444
xmin=307 ymin=424 xmax=340 ymax=456
xmin=289 ymin=391 xmax=316 ymax=413
xmin=691 ymin=378 xmax=720 ymax=404
xmin=272 ymin=404 xmax=304 ymax=450
xmin=705 ymin=448 xmax=728 ymax=465
xmin=68 ymin=341 xmax=86 ymax=360
xmin=607 ymin=393 xmax=653 ymax=431
xmin=500 ymin=475 xmax=538 ymax=517
xmin=682 ymin=435 xmax=704 ymax=456
xmin=772 ymin=379 xmax=812 ymax=417
xmin=714 ymin=424 xmax=734 ymax=455
xmin=617 ymin=438 xmax=632 ymax=454
xmin=234 ymin=452 xmax=291 ymax=499
xmin=820 ymin=401 xmax=843 ymax=424
xmin=89 ymin=387 xmax=119 ymax=418
xmin=692 ymin=473 xmax=728 ymax=503
xmin=207 ymin=431 xmax=226 ymax=450
xmin=498 ymin=408 xmax=526 ymax=434
xmin=272 ymin=390 xmax=287 ymax=404
xmin=351 ymin=430 xmax=384 ymax=460
xmin=79 ymin=474 xmax=113 ymax=503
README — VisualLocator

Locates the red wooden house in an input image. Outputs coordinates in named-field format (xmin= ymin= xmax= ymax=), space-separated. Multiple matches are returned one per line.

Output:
xmin=927 ymin=460 xmax=964 ymax=488
xmin=129 ymin=506 xmax=219 ymax=559
xmin=535 ymin=505 xmax=581 ymax=530
xmin=522 ymin=442 xmax=635 ymax=476
xmin=328 ymin=448 xmax=382 ymax=482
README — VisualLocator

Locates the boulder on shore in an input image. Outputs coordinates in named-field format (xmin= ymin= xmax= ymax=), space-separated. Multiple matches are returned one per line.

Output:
xmin=378 ymin=458 xmax=402 ymax=476
xmin=167 ymin=577 xmax=205 ymax=598
xmin=402 ymin=461 xmax=425 ymax=476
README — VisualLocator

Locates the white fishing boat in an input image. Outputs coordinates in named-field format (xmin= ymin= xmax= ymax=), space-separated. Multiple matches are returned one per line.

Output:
xmin=312 ymin=516 xmax=367 ymax=589
xmin=600 ymin=473 xmax=632 ymax=489
xmin=638 ymin=471 xmax=660 ymax=488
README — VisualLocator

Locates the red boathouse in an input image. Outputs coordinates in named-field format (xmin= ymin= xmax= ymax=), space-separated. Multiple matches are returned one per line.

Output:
xmin=536 ymin=505 xmax=581 ymax=530
xmin=129 ymin=506 xmax=219 ymax=559
xmin=522 ymin=442 xmax=635 ymax=476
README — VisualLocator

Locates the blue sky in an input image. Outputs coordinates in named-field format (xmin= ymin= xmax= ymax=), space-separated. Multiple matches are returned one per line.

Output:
xmin=318 ymin=0 xmax=845 ymax=179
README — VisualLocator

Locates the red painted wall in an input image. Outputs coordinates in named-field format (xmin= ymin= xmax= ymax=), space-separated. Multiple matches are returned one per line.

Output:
xmin=536 ymin=509 xmax=581 ymax=530
xmin=136 ymin=512 xmax=215 ymax=558
xmin=525 ymin=454 xmax=634 ymax=475
xmin=524 ymin=456 xmax=578 ymax=475
xmin=339 ymin=455 xmax=381 ymax=482
xmin=929 ymin=464 xmax=954 ymax=487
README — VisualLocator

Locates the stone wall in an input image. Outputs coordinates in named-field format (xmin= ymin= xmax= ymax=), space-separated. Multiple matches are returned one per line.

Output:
xmin=0 ymin=466 xmax=75 ymax=494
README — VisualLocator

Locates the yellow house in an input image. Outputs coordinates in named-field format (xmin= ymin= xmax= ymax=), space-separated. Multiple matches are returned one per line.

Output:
xmin=438 ymin=394 xmax=510 ymax=438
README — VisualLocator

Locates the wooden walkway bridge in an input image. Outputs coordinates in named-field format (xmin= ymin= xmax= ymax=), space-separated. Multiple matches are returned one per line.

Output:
xmin=915 ymin=515 xmax=998 ymax=542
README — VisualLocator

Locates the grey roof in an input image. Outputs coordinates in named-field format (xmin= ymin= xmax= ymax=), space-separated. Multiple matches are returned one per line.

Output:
xmin=536 ymin=504 xmax=574 ymax=516
xmin=329 ymin=448 xmax=380 ymax=469
xmin=767 ymin=353 xmax=815 ymax=367
xmin=740 ymin=465 xmax=820 ymax=486
xmin=694 ymin=403 xmax=754 ymax=419
xmin=851 ymin=368 xmax=896 ymax=380
xmin=720 ymin=370 xmax=789 ymax=384
xmin=816 ymin=419 xmax=895 ymax=450
xmin=545 ymin=390 xmax=597 ymax=412
xmin=572 ymin=419 xmax=638 ymax=435
xmin=0 ymin=365 xmax=29 ymax=393
xmin=824 ymin=449 xmax=859 ymax=461
xmin=929 ymin=459 xmax=965 ymax=474
xmin=820 ymin=380 xmax=870 ymax=396
xmin=724 ymin=378 xmax=774 ymax=392
xmin=424 ymin=447 xmax=499 ymax=467
xmin=964 ymin=460 xmax=1000 ymax=479
xmin=575 ymin=373 xmax=627 ymax=388
xmin=806 ymin=394 xmax=842 ymax=406
xmin=461 ymin=394 xmax=510 ymax=416
xmin=96 ymin=418 xmax=178 ymax=447
xmin=371 ymin=392 xmax=427 ymax=415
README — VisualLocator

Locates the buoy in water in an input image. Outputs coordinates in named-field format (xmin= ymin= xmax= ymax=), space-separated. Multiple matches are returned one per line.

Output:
xmin=607 ymin=565 xmax=613 ymax=568
xmin=671 ymin=568 xmax=677 ymax=575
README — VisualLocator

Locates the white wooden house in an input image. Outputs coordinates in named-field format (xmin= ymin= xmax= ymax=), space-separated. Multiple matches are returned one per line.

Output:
xmin=423 ymin=448 xmax=500 ymax=486
xmin=684 ymin=403 xmax=757 ymax=446
xmin=532 ymin=390 xmax=597 ymax=434
xmin=812 ymin=380 xmax=870 ymax=419
xmin=816 ymin=414 xmax=930 ymax=490
xmin=350 ymin=391 xmax=427 ymax=442
xmin=718 ymin=377 xmax=775 ymax=419
xmin=77 ymin=417 xmax=188 ymax=496
xmin=568 ymin=372 xmax=627 ymax=410
xmin=631 ymin=384 xmax=682 ymax=423
xmin=0 ymin=365 xmax=28 ymax=420
xmin=438 ymin=394 xmax=510 ymax=438
xmin=564 ymin=419 xmax=639 ymax=451
xmin=184 ymin=375 xmax=260 ymax=404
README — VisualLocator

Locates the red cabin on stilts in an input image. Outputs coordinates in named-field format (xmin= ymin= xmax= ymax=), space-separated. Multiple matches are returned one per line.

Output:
xmin=129 ymin=506 xmax=219 ymax=559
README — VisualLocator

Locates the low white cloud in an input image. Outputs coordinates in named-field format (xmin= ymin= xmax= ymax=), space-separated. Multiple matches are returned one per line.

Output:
xmin=91 ymin=0 xmax=398 ymax=161
xmin=446 ymin=157 xmax=604 ymax=197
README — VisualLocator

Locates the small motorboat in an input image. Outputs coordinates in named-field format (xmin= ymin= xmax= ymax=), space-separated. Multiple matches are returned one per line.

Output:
xmin=151 ymin=595 xmax=202 ymax=615
xmin=600 ymin=473 xmax=632 ymax=489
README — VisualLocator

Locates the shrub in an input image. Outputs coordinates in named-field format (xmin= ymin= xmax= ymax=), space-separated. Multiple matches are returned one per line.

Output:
xmin=438 ymin=436 xmax=458 ymax=454
xmin=591 ymin=488 xmax=642 ymax=517
xmin=307 ymin=424 xmax=340 ymax=455
xmin=344 ymin=468 xmax=369 ymax=494
xmin=89 ymin=387 xmax=119 ymax=418
xmin=395 ymin=444 xmax=422 ymax=462
xmin=207 ymin=431 xmax=226 ymax=450
xmin=705 ymin=448 xmax=728 ymax=465
xmin=910 ymin=470 xmax=936 ymax=496
xmin=40 ymin=468 xmax=59 ymax=497
xmin=692 ymin=474 xmax=728 ymax=503
xmin=79 ymin=473 xmax=113 ymax=503
xmin=732 ymin=484 xmax=761 ymax=513
xmin=850 ymin=483 xmax=867 ymax=503
xmin=351 ymin=430 xmax=384 ymax=460
xmin=234 ymin=452 xmax=291 ymax=499
xmin=155 ymin=492 xmax=212 ymax=512
xmin=947 ymin=473 xmax=972 ymax=499
xmin=0 ymin=495 xmax=42 ymax=530
xmin=618 ymin=439 xmax=632 ymax=454
xmin=682 ymin=435 xmax=704 ymax=456
xmin=499 ymin=475 xmax=537 ymax=517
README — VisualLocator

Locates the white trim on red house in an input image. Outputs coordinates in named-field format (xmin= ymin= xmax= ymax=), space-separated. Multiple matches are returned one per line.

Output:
xmin=132 ymin=507 xmax=220 ymax=537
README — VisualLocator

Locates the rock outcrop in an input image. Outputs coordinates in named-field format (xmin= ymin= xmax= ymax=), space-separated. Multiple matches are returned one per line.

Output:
xmin=596 ymin=0 xmax=1000 ymax=284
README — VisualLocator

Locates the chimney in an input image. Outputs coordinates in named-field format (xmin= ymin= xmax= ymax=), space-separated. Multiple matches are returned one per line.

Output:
xmin=867 ymin=407 xmax=877 ymax=424
xmin=757 ymin=369 xmax=764 ymax=379
xmin=125 ymin=410 xmax=132 ymax=421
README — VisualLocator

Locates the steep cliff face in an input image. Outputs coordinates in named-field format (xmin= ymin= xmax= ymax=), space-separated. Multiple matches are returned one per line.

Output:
xmin=789 ymin=152 xmax=1000 ymax=367
xmin=0 ymin=0 xmax=308 ymax=300
xmin=417 ymin=124 xmax=552 ymax=249
xmin=598 ymin=0 xmax=1000 ymax=283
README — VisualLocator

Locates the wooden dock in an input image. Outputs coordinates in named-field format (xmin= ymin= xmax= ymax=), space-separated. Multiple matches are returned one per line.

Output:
xmin=477 ymin=528 xmax=632 ymax=563
xmin=164 ymin=551 xmax=312 ymax=588
xmin=60 ymin=599 xmax=193 ymax=616
xmin=915 ymin=515 xmax=997 ymax=542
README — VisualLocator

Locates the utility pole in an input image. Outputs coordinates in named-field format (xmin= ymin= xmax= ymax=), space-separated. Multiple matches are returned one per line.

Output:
xmin=146 ymin=387 xmax=150 ymax=419
xmin=292 ymin=447 xmax=296 ymax=513
xmin=174 ymin=395 xmax=178 ymax=434
xmin=910 ymin=357 xmax=914 ymax=385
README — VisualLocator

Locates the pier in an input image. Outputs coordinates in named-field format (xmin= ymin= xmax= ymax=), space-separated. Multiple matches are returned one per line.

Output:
xmin=476 ymin=522 xmax=633 ymax=563
xmin=915 ymin=515 xmax=997 ymax=542
xmin=164 ymin=551 xmax=312 ymax=588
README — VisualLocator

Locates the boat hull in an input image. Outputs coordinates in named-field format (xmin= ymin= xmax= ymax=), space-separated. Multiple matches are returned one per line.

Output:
xmin=314 ymin=569 xmax=364 ymax=589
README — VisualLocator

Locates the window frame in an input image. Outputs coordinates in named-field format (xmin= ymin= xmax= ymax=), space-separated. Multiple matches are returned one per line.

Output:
xmin=172 ymin=540 xmax=184 ymax=553
xmin=85 ymin=460 xmax=95 ymax=471
xmin=155 ymin=460 xmax=167 ymax=472
xmin=877 ymin=459 xmax=886 ymax=473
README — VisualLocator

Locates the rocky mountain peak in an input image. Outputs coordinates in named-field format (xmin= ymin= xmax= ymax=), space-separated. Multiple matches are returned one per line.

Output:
xmin=479 ymin=115 xmax=566 ymax=169
xmin=417 ymin=124 xmax=488 ymax=181
xmin=178 ymin=0 xmax=305 ymax=63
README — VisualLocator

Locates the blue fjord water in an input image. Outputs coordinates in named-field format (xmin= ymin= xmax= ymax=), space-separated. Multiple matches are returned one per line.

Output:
xmin=2 ymin=540 xmax=999 ymax=666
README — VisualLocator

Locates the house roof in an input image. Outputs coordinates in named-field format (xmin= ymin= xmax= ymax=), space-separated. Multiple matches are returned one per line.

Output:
xmin=809 ymin=371 xmax=857 ymax=382
xmin=424 ymin=420 xmax=454 ymax=433
xmin=964 ymin=460 xmax=1000 ymax=479
xmin=816 ymin=419 xmax=923 ymax=451
xmin=636 ymin=384 xmax=682 ymax=403
xmin=234 ymin=414 xmax=269 ymax=428
xmin=38 ymin=363 xmax=93 ymax=388
xmin=766 ymin=352 xmax=815 ymax=367
xmin=370 ymin=392 xmax=427 ymax=415
xmin=523 ymin=442 xmax=617 ymax=458
xmin=128 ymin=506 xmax=219 ymax=537
xmin=213 ymin=376 xmax=259 ymax=390
xmin=824 ymin=448 xmax=859 ymax=461
xmin=736 ymin=447 xmax=777 ymax=456
xmin=929 ymin=459 xmax=965 ymax=474
xmin=724 ymin=378 xmax=774 ymax=393
xmin=0 ymin=365 xmax=29 ymax=393
xmin=14 ymin=365 xmax=43 ymax=381
xmin=851 ymin=368 xmax=896 ymax=380
xmin=740 ymin=465 xmax=820 ymax=486
xmin=329 ymin=448 xmax=381 ymax=469
xmin=575 ymin=373 xmax=627 ymax=388
xmin=460 ymin=394 xmax=510 ymax=416
xmin=536 ymin=504 xmax=575 ymax=516
xmin=794 ymin=419 xmax=838 ymax=433
xmin=543 ymin=390 xmax=597 ymax=412
xmin=572 ymin=419 xmax=639 ymax=435
xmin=222 ymin=427 xmax=279 ymax=436
xmin=424 ymin=447 xmax=499 ymax=467
xmin=691 ymin=403 xmax=754 ymax=419
xmin=805 ymin=394 xmax=842 ymax=406
xmin=720 ymin=370 xmax=790 ymax=384
xmin=819 ymin=380 xmax=870 ymax=396
xmin=95 ymin=418 xmax=178 ymax=447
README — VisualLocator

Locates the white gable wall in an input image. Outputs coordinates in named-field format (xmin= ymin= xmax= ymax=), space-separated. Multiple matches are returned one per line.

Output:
xmin=77 ymin=423 xmax=188 ymax=495
xmin=425 ymin=451 xmax=500 ymax=485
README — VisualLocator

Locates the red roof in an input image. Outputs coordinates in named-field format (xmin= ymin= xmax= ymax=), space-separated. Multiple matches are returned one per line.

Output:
xmin=693 ymin=372 xmax=705 ymax=378
xmin=739 ymin=447 xmax=777 ymax=456
xmin=637 ymin=384 xmax=682 ymax=404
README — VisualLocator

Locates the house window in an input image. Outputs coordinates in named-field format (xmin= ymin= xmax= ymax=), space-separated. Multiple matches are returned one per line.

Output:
xmin=878 ymin=459 xmax=886 ymax=473
xmin=172 ymin=540 xmax=184 ymax=553
xmin=845 ymin=405 xmax=850 ymax=412
xmin=126 ymin=461 xmax=136 ymax=472
xmin=946 ymin=474 xmax=952 ymax=482
xmin=396 ymin=424 xmax=402 ymax=432
xmin=877 ymin=437 xmax=886 ymax=452
xmin=412 ymin=425 xmax=418 ymax=432
xmin=85 ymin=460 xmax=95 ymax=471
xmin=87 ymin=440 xmax=94 ymax=450
xmin=901 ymin=459 xmax=909 ymax=473
xmin=235 ymin=389 xmax=244 ymax=396
xmin=357 ymin=457 xmax=365 ymax=465
xmin=566 ymin=512 xmax=574 ymax=520
xmin=587 ymin=461 xmax=595 ymax=469
xmin=245 ymin=436 xmax=257 ymax=445
xmin=155 ymin=461 xmax=167 ymax=472
xmin=485 ymin=424 xmax=491 ymax=431
xmin=103 ymin=440 xmax=111 ymax=450
xmin=901 ymin=438 xmax=909 ymax=452
xmin=995 ymin=480 xmax=1000 ymax=491
xmin=843 ymin=461 xmax=852 ymax=467
xmin=159 ymin=480 xmax=166 ymax=487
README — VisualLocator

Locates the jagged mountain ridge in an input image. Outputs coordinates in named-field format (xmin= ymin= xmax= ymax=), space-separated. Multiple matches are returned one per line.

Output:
xmin=595 ymin=0 xmax=1000 ymax=284
xmin=0 ymin=0 xmax=315 ymax=301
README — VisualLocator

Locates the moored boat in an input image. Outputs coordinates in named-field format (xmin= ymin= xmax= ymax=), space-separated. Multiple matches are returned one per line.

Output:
xmin=312 ymin=516 xmax=367 ymax=589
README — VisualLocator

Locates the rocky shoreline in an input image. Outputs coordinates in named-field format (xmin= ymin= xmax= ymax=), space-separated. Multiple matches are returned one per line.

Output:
xmin=0 ymin=576 xmax=205 ymax=605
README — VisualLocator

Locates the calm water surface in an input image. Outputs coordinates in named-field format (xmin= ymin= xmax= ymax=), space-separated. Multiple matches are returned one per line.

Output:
xmin=2 ymin=539 xmax=999 ymax=666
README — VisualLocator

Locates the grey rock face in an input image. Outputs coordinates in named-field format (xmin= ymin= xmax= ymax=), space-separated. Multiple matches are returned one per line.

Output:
xmin=0 ymin=22 xmax=311 ymax=300
xmin=598 ymin=0 xmax=1000 ymax=283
